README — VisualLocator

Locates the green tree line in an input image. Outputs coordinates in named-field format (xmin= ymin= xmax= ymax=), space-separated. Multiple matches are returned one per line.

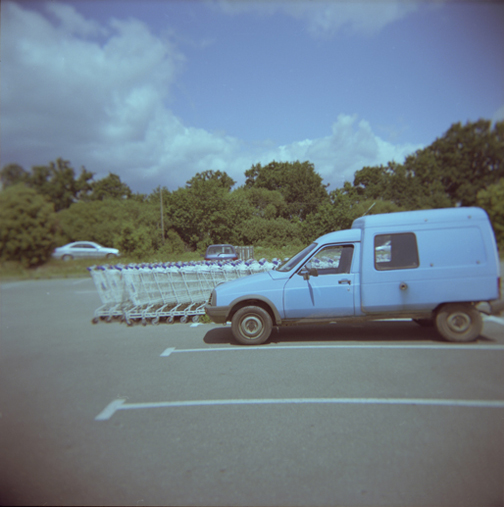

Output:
xmin=1 ymin=119 xmax=503 ymax=267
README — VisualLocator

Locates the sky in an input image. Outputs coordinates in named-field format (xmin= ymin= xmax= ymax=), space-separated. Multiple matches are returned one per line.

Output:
xmin=1 ymin=0 xmax=503 ymax=195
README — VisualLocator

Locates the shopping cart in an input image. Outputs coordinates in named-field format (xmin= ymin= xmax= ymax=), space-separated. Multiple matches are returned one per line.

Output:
xmin=89 ymin=259 xmax=280 ymax=325
xmin=88 ymin=265 xmax=127 ymax=322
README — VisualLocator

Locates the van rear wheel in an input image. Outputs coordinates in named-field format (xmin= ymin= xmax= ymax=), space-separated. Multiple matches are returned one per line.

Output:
xmin=231 ymin=306 xmax=272 ymax=345
xmin=435 ymin=304 xmax=482 ymax=342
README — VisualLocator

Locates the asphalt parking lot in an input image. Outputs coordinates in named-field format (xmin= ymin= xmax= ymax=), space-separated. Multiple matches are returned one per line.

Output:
xmin=1 ymin=278 xmax=503 ymax=506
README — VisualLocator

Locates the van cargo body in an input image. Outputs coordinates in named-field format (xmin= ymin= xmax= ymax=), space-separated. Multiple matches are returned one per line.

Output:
xmin=205 ymin=207 xmax=501 ymax=345
xmin=352 ymin=207 xmax=500 ymax=314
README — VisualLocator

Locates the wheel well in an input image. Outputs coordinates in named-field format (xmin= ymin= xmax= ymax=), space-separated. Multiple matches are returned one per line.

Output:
xmin=228 ymin=300 xmax=277 ymax=325
xmin=432 ymin=301 xmax=476 ymax=315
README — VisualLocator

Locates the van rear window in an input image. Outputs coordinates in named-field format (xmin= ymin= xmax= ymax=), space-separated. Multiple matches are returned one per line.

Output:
xmin=375 ymin=233 xmax=419 ymax=270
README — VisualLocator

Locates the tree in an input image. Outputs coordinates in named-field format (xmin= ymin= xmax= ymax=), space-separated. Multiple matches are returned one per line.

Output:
xmin=85 ymin=172 xmax=132 ymax=201
xmin=0 ymin=185 xmax=58 ymax=266
xmin=244 ymin=160 xmax=329 ymax=220
xmin=0 ymin=163 xmax=30 ymax=188
xmin=186 ymin=170 xmax=236 ymax=191
xmin=233 ymin=186 xmax=287 ymax=219
xmin=401 ymin=150 xmax=452 ymax=209
xmin=169 ymin=175 xmax=249 ymax=250
xmin=424 ymin=119 xmax=504 ymax=206
xmin=476 ymin=178 xmax=504 ymax=249
xmin=27 ymin=158 xmax=94 ymax=211
xmin=57 ymin=200 xmax=127 ymax=247
xmin=57 ymin=198 xmax=164 ymax=254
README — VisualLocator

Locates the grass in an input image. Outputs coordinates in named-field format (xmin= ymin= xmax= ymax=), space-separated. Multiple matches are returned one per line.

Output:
xmin=0 ymin=245 xmax=302 ymax=281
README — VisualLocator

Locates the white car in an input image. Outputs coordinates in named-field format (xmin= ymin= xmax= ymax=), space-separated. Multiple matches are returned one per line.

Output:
xmin=52 ymin=242 xmax=120 ymax=261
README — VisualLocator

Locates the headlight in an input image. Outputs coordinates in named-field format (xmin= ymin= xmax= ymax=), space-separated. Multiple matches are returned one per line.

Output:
xmin=209 ymin=289 xmax=217 ymax=306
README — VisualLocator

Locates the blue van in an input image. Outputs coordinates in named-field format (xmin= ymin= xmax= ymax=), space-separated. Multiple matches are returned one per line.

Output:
xmin=205 ymin=207 xmax=501 ymax=345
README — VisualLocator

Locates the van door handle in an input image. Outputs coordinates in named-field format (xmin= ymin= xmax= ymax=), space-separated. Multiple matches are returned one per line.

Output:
xmin=339 ymin=279 xmax=351 ymax=285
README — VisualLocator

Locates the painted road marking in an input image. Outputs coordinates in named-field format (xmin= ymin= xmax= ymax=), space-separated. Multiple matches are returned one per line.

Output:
xmin=484 ymin=315 xmax=504 ymax=325
xmin=161 ymin=343 xmax=504 ymax=357
xmin=96 ymin=397 xmax=504 ymax=421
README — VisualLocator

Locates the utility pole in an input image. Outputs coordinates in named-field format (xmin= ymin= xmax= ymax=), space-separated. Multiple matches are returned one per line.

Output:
xmin=160 ymin=187 xmax=165 ymax=245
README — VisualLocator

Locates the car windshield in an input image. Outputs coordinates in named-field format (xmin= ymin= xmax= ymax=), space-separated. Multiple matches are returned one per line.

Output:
xmin=275 ymin=243 xmax=318 ymax=272
xmin=207 ymin=245 xmax=234 ymax=255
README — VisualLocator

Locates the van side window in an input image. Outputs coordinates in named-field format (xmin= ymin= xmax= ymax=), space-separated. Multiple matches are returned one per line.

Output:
xmin=306 ymin=245 xmax=354 ymax=275
xmin=374 ymin=233 xmax=419 ymax=270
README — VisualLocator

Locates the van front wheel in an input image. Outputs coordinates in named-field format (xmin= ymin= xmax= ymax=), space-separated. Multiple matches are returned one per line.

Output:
xmin=435 ymin=304 xmax=482 ymax=342
xmin=232 ymin=306 xmax=272 ymax=345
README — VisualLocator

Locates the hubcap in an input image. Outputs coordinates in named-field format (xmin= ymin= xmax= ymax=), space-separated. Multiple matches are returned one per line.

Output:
xmin=240 ymin=315 xmax=263 ymax=339
xmin=447 ymin=312 xmax=471 ymax=333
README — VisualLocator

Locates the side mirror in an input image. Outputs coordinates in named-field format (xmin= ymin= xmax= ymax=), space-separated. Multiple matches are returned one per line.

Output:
xmin=299 ymin=267 xmax=319 ymax=280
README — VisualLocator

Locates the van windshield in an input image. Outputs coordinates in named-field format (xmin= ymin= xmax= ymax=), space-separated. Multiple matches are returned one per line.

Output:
xmin=276 ymin=243 xmax=318 ymax=272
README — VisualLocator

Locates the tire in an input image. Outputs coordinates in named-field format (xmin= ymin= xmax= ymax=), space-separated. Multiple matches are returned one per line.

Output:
xmin=435 ymin=303 xmax=482 ymax=342
xmin=231 ymin=306 xmax=272 ymax=345
xmin=106 ymin=253 xmax=117 ymax=259
xmin=62 ymin=254 xmax=73 ymax=261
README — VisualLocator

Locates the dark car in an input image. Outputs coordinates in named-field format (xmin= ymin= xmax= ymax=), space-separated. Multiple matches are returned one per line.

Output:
xmin=204 ymin=244 xmax=238 ymax=262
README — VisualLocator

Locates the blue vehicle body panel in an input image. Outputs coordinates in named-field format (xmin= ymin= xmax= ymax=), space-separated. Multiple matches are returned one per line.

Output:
xmin=215 ymin=271 xmax=288 ymax=318
xmin=207 ymin=207 xmax=500 ymax=325
xmin=354 ymin=208 xmax=500 ymax=313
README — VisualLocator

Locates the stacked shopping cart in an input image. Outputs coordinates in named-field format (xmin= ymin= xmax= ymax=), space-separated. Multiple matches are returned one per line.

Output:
xmin=88 ymin=259 xmax=279 ymax=325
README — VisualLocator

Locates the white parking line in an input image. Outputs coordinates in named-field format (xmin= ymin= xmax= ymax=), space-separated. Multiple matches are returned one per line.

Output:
xmin=161 ymin=343 xmax=504 ymax=357
xmin=484 ymin=315 xmax=504 ymax=325
xmin=71 ymin=279 xmax=92 ymax=285
xmin=95 ymin=397 xmax=504 ymax=421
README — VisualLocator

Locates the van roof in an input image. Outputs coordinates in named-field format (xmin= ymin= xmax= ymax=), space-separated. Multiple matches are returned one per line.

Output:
xmin=315 ymin=228 xmax=362 ymax=244
xmin=351 ymin=207 xmax=488 ymax=230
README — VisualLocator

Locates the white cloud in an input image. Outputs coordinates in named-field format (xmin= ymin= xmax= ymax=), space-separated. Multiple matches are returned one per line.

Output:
xmin=254 ymin=114 xmax=422 ymax=187
xmin=44 ymin=2 xmax=108 ymax=37
xmin=1 ymin=2 xmax=421 ymax=194
xmin=213 ymin=0 xmax=420 ymax=37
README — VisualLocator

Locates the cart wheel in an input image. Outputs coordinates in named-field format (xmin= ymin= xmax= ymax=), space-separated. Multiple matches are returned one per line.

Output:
xmin=151 ymin=317 xmax=160 ymax=325
xmin=92 ymin=317 xmax=99 ymax=324
xmin=180 ymin=316 xmax=188 ymax=324
xmin=142 ymin=319 xmax=148 ymax=326
xmin=191 ymin=315 xmax=199 ymax=323
xmin=167 ymin=316 xmax=174 ymax=324
xmin=126 ymin=318 xmax=133 ymax=326
xmin=106 ymin=316 xmax=112 ymax=323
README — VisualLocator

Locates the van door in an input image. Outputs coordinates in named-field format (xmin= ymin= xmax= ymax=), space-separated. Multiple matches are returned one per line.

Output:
xmin=283 ymin=244 xmax=356 ymax=319
xmin=362 ymin=232 xmax=422 ymax=312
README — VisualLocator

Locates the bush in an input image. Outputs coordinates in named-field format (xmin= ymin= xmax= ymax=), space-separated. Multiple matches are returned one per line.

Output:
xmin=238 ymin=216 xmax=304 ymax=249
xmin=157 ymin=229 xmax=186 ymax=257
xmin=113 ymin=222 xmax=154 ymax=259
xmin=0 ymin=185 xmax=58 ymax=266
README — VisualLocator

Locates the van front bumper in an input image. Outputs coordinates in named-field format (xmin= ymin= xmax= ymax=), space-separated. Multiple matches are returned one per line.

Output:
xmin=204 ymin=304 xmax=229 ymax=324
